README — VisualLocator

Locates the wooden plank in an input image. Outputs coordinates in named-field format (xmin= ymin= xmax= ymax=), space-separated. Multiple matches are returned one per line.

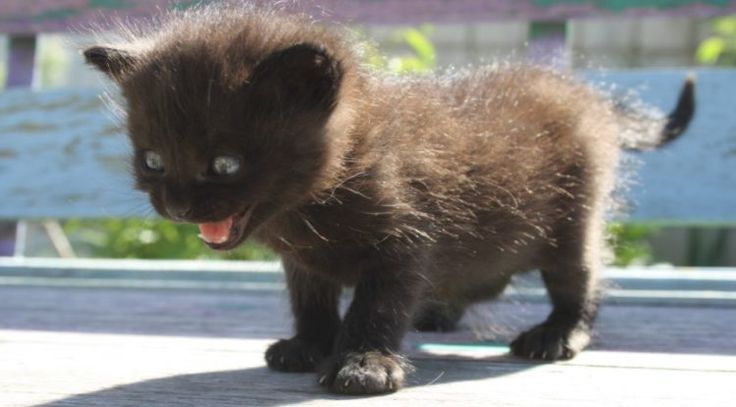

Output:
xmin=1 ymin=0 xmax=736 ymax=34
xmin=583 ymin=69 xmax=736 ymax=224
xmin=1 ymin=329 xmax=734 ymax=406
xmin=0 ymin=68 xmax=734 ymax=222
xmin=0 ymin=284 xmax=734 ymax=406
xmin=527 ymin=21 xmax=569 ymax=68
xmin=1 ymin=285 xmax=735 ymax=355
xmin=5 ymin=35 xmax=36 ymax=89
xmin=1 ymin=258 xmax=736 ymax=306
xmin=1 ymin=34 xmax=38 ymax=256
xmin=0 ymin=88 xmax=147 ymax=219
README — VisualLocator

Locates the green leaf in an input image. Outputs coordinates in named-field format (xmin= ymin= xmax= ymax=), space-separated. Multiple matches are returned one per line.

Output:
xmin=403 ymin=28 xmax=436 ymax=65
xmin=696 ymin=37 xmax=726 ymax=65
xmin=608 ymin=223 xmax=657 ymax=266
xmin=713 ymin=16 xmax=736 ymax=36
xmin=62 ymin=219 xmax=278 ymax=260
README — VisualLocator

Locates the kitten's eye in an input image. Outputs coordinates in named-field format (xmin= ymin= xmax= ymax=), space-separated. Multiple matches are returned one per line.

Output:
xmin=143 ymin=151 xmax=164 ymax=172
xmin=211 ymin=155 xmax=241 ymax=176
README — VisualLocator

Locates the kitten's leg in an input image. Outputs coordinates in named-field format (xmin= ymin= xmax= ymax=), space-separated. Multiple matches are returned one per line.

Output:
xmin=412 ymin=299 xmax=465 ymax=332
xmin=319 ymin=261 xmax=423 ymax=394
xmin=510 ymin=222 xmax=601 ymax=361
xmin=266 ymin=260 xmax=341 ymax=372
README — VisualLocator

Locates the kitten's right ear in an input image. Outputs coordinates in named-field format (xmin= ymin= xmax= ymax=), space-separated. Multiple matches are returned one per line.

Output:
xmin=83 ymin=46 xmax=136 ymax=79
xmin=247 ymin=43 xmax=342 ymax=113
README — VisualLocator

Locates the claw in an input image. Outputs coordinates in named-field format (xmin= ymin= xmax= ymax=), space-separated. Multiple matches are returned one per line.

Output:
xmin=279 ymin=356 xmax=285 ymax=365
xmin=319 ymin=375 xmax=327 ymax=385
xmin=344 ymin=379 xmax=351 ymax=388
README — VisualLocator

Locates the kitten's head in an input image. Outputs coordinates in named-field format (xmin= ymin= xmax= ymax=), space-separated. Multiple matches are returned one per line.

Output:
xmin=85 ymin=14 xmax=349 ymax=250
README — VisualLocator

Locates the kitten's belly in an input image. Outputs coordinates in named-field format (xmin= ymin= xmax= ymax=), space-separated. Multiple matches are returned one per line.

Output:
xmin=426 ymin=235 xmax=544 ymax=303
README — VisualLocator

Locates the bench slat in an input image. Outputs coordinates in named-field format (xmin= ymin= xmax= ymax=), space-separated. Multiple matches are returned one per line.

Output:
xmin=1 ymin=257 xmax=735 ymax=306
xmin=1 ymin=68 xmax=733 ymax=222
xmin=585 ymin=69 xmax=736 ymax=224
xmin=1 ymin=0 xmax=736 ymax=33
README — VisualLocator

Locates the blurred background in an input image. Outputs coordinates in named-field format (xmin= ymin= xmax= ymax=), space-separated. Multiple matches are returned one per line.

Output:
xmin=1 ymin=5 xmax=734 ymax=266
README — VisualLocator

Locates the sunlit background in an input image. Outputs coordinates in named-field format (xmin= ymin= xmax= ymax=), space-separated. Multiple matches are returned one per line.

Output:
xmin=1 ymin=13 xmax=734 ymax=266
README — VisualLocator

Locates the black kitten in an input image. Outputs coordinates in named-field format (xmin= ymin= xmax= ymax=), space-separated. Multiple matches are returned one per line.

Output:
xmin=85 ymin=4 xmax=694 ymax=395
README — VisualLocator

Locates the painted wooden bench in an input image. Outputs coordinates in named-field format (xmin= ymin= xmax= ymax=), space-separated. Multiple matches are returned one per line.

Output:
xmin=1 ymin=1 xmax=736 ymax=406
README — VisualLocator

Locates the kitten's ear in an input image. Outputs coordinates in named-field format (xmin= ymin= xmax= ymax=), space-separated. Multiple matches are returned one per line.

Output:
xmin=248 ymin=43 xmax=342 ymax=112
xmin=83 ymin=46 xmax=137 ymax=79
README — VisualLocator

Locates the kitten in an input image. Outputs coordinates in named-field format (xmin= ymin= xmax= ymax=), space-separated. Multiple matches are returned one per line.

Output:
xmin=84 ymin=4 xmax=694 ymax=395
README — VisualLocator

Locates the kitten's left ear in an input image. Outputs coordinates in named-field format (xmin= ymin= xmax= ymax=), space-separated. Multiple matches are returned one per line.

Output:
xmin=248 ymin=43 xmax=343 ymax=112
xmin=83 ymin=46 xmax=137 ymax=79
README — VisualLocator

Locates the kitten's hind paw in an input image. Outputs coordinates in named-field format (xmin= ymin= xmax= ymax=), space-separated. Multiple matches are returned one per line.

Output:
xmin=319 ymin=351 xmax=410 ymax=395
xmin=412 ymin=302 xmax=464 ymax=332
xmin=510 ymin=322 xmax=590 ymax=361
xmin=265 ymin=337 xmax=328 ymax=372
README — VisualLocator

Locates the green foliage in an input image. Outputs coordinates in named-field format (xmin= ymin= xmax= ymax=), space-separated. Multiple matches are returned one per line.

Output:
xmin=62 ymin=219 xmax=277 ymax=260
xmin=62 ymin=218 xmax=655 ymax=265
xmin=365 ymin=25 xmax=436 ymax=74
xmin=37 ymin=35 xmax=71 ymax=88
xmin=0 ymin=63 xmax=5 ymax=90
xmin=696 ymin=15 xmax=736 ymax=66
xmin=608 ymin=223 xmax=657 ymax=266
xmin=0 ymin=36 xmax=6 ymax=90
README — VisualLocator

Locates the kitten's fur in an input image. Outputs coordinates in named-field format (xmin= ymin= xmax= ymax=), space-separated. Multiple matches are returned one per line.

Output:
xmin=85 ymin=4 xmax=694 ymax=395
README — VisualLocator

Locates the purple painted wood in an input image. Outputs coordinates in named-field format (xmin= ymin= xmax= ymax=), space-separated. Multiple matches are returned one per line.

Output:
xmin=527 ymin=21 xmax=569 ymax=68
xmin=1 ymin=35 xmax=37 ymax=256
xmin=5 ymin=35 xmax=36 ymax=89
xmin=1 ymin=1 xmax=736 ymax=34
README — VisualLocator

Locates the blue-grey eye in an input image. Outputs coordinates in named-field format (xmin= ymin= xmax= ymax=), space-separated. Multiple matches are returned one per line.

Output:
xmin=211 ymin=155 xmax=240 ymax=176
xmin=143 ymin=151 xmax=164 ymax=172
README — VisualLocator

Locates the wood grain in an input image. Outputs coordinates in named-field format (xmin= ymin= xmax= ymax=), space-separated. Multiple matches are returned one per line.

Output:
xmin=1 ymin=0 xmax=736 ymax=34
xmin=1 ymin=258 xmax=735 ymax=306
xmin=0 ymin=285 xmax=734 ymax=406
xmin=1 ymin=69 xmax=734 ymax=222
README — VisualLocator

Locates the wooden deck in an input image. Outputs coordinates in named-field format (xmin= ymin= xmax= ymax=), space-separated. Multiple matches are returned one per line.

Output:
xmin=2 ymin=283 xmax=734 ymax=406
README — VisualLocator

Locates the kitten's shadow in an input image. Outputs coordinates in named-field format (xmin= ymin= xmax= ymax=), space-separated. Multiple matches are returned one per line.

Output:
xmin=34 ymin=355 xmax=537 ymax=406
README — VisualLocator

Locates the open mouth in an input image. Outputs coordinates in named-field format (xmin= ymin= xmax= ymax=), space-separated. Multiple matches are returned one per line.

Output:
xmin=197 ymin=205 xmax=256 ymax=250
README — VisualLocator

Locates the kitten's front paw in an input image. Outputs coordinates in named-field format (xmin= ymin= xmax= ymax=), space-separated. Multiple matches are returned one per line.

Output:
xmin=318 ymin=351 xmax=409 ymax=394
xmin=265 ymin=337 xmax=328 ymax=372
xmin=510 ymin=322 xmax=590 ymax=361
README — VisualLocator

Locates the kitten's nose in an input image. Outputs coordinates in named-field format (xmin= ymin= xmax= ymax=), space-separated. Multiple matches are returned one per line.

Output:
xmin=162 ymin=189 xmax=194 ymax=221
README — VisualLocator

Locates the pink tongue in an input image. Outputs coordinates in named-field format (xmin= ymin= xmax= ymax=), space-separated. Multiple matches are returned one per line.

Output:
xmin=198 ymin=217 xmax=234 ymax=244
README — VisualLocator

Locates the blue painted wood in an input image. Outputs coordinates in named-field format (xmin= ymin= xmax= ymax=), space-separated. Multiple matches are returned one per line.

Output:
xmin=0 ymin=89 xmax=149 ymax=219
xmin=2 ymin=35 xmax=38 ymax=257
xmin=0 ymin=69 xmax=733 ymax=222
xmin=583 ymin=69 xmax=736 ymax=224
xmin=1 ymin=257 xmax=734 ymax=305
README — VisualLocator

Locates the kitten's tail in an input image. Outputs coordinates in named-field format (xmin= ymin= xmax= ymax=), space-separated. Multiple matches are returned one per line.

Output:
xmin=617 ymin=75 xmax=695 ymax=151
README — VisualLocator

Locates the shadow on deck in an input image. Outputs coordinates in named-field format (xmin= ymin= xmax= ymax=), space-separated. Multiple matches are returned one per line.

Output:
xmin=2 ymin=285 xmax=734 ymax=406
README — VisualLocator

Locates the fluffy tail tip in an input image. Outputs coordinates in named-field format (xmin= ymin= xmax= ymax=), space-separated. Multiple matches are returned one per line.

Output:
xmin=662 ymin=73 xmax=696 ymax=144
